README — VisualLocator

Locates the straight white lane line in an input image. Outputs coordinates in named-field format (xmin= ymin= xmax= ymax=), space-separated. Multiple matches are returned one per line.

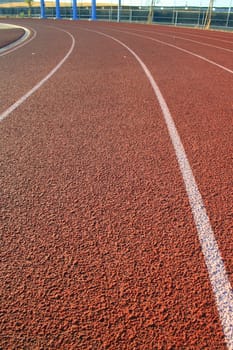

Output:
xmin=85 ymin=28 xmax=233 ymax=349
xmin=0 ymin=28 xmax=75 ymax=122
xmin=104 ymin=27 xmax=233 ymax=74
xmin=0 ymin=24 xmax=37 ymax=57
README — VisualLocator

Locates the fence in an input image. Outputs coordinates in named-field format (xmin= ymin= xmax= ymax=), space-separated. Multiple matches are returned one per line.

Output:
xmin=0 ymin=6 xmax=233 ymax=29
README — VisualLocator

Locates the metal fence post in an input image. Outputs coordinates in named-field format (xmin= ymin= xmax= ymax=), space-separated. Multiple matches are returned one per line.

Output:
xmin=91 ymin=0 xmax=96 ymax=20
xmin=175 ymin=11 xmax=178 ymax=25
xmin=226 ymin=0 xmax=232 ymax=27
xmin=129 ymin=8 xmax=132 ymax=22
xmin=109 ymin=8 xmax=112 ymax=21
xmin=117 ymin=0 xmax=121 ymax=22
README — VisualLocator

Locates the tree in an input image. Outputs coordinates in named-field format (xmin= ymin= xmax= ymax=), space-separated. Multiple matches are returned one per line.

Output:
xmin=147 ymin=0 xmax=160 ymax=24
xmin=203 ymin=0 xmax=214 ymax=29
xmin=25 ymin=0 xmax=33 ymax=17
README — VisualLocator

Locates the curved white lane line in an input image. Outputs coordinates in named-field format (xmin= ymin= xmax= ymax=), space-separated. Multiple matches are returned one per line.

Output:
xmin=161 ymin=28 xmax=233 ymax=45
xmin=103 ymin=27 xmax=233 ymax=74
xmin=129 ymin=27 xmax=233 ymax=53
xmin=0 ymin=28 xmax=75 ymax=122
xmin=85 ymin=28 xmax=233 ymax=349
xmin=0 ymin=24 xmax=37 ymax=57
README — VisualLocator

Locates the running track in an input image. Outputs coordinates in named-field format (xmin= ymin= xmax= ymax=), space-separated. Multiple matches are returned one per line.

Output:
xmin=0 ymin=19 xmax=233 ymax=349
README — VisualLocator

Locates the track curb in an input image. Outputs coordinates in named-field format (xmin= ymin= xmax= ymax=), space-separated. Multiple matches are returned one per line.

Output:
xmin=0 ymin=23 xmax=30 ymax=54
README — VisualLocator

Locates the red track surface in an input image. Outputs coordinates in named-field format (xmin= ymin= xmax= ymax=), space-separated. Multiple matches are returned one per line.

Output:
xmin=0 ymin=19 xmax=233 ymax=349
xmin=0 ymin=27 xmax=25 ymax=48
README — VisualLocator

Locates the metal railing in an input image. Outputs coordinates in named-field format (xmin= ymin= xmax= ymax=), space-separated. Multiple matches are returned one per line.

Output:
xmin=0 ymin=6 xmax=233 ymax=29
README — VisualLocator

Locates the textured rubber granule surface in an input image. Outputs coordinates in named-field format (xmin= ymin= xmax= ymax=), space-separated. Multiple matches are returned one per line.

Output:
xmin=0 ymin=19 xmax=232 ymax=349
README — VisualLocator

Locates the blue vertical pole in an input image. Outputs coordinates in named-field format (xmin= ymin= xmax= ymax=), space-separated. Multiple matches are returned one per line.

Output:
xmin=56 ymin=0 xmax=61 ymax=19
xmin=91 ymin=0 xmax=96 ymax=20
xmin=40 ymin=0 xmax=46 ymax=18
xmin=72 ymin=0 xmax=78 ymax=19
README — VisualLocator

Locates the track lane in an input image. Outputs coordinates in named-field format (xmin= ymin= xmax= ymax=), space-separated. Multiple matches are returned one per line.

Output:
xmin=97 ymin=23 xmax=233 ymax=49
xmin=0 ymin=27 xmax=75 ymax=122
xmin=87 ymin=26 xmax=233 ymax=347
xmin=150 ymin=25 xmax=233 ymax=45
xmin=101 ymin=24 xmax=233 ymax=52
xmin=89 ymin=23 xmax=233 ymax=72
xmin=121 ymin=27 xmax=233 ymax=53
xmin=1 ymin=20 xmax=232 ymax=349
xmin=0 ymin=20 xmax=72 ymax=114
xmin=86 ymin=23 xmax=233 ymax=300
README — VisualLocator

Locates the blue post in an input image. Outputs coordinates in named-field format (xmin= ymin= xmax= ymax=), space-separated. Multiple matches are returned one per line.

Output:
xmin=40 ymin=0 xmax=46 ymax=18
xmin=91 ymin=0 xmax=96 ymax=20
xmin=72 ymin=0 xmax=78 ymax=19
xmin=56 ymin=0 xmax=61 ymax=19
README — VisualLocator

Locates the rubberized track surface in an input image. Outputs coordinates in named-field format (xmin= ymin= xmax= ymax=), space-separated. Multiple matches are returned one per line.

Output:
xmin=0 ymin=27 xmax=25 ymax=48
xmin=0 ymin=19 xmax=233 ymax=349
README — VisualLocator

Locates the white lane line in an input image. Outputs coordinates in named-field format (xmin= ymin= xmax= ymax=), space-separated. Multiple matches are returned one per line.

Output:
xmin=0 ymin=28 xmax=75 ymax=122
xmin=104 ymin=27 xmax=233 ymax=74
xmin=128 ymin=27 xmax=233 ymax=53
xmin=85 ymin=28 xmax=233 ymax=349
xmin=0 ymin=24 xmax=37 ymax=57
xmin=160 ymin=29 xmax=233 ymax=45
